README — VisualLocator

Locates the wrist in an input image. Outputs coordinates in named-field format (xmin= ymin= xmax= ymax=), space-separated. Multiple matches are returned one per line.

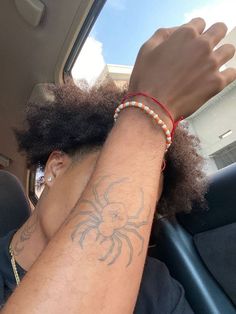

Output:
xmin=114 ymin=99 xmax=171 ymax=152
xmin=127 ymin=96 xmax=173 ymax=132
xmin=115 ymin=107 xmax=167 ymax=154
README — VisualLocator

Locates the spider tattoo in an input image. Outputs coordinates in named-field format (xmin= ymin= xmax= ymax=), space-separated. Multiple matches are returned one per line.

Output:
xmin=71 ymin=177 xmax=151 ymax=267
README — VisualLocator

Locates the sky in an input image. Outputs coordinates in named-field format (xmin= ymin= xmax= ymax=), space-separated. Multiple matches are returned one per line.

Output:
xmin=72 ymin=0 xmax=236 ymax=84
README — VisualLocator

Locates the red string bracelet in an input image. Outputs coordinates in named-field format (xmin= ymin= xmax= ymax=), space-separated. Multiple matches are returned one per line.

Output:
xmin=122 ymin=92 xmax=184 ymax=138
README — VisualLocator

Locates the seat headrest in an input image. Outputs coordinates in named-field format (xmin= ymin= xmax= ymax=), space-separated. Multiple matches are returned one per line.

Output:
xmin=0 ymin=170 xmax=30 ymax=237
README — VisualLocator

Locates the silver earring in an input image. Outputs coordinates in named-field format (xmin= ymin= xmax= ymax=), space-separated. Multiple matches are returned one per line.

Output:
xmin=47 ymin=176 xmax=52 ymax=182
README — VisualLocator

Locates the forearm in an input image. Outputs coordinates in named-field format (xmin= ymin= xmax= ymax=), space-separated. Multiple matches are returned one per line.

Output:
xmin=3 ymin=106 xmax=166 ymax=314
xmin=10 ymin=151 xmax=99 ymax=270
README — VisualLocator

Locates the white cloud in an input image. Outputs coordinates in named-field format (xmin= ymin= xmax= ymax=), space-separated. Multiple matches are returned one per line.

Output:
xmin=184 ymin=0 xmax=236 ymax=32
xmin=107 ymin=0 xmax=126 ymax=11
xmin=71 ymin=37 xmax=106 ymax=86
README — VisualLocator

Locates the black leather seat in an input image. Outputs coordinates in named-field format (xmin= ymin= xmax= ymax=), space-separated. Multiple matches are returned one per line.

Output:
xmin=0 ymin=170 xmax=30 ymax=238
xmin=152 ymin=163 xmax=236 ymax=314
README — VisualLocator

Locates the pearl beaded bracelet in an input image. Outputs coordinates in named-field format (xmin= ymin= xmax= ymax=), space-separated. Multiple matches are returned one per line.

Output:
xmin=114 ymin=101 xmax=172 ymax=151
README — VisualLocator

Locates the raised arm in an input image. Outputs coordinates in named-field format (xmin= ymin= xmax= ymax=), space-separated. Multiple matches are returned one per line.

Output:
xmin=2 ymin=19 xmax=236 ymax=314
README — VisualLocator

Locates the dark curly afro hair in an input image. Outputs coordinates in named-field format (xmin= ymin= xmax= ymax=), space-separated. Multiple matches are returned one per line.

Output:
xmin=15 ymin=81 xmax=207 ymax=216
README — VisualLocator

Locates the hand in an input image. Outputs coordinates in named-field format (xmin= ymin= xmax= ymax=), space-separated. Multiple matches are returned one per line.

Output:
xmin=129 ymin=18 xmax=236 ymax=120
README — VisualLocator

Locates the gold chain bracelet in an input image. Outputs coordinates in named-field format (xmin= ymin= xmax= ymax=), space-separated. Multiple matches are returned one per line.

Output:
xmin=9 ymin=244 xmax=21 ymax=286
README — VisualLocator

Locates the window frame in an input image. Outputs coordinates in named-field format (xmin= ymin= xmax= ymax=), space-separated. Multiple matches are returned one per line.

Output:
xmin=64 ymin=0 xmax=107 ymax=77
xmin=28 ymin=167 xmax=38 ymax=205
xmin=28 ymin=0 xmax=107 ymax=205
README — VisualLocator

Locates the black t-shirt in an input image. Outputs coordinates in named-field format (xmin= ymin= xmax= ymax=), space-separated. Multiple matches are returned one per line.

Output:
xmin=0 ymin=231 xmax=194 ymax=313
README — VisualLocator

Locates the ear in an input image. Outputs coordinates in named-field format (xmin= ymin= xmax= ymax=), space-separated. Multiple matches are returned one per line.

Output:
xmin=44 ymin=151 xmax=72 ymax=187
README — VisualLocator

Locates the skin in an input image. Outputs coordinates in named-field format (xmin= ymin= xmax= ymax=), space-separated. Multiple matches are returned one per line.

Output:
xmin=2 ymin=18 xmax=236 ymax=314
xmin=11 ymin=151 xmax=101 ymax=270
xmin=12 ymin=150 xmax=163 ymax=271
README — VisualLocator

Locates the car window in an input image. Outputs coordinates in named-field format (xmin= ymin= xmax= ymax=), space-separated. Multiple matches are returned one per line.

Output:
xmin=69 ymin=0 xmax=236 ymax=175
xmin=29 ymin=167 xmax=44 ymax=204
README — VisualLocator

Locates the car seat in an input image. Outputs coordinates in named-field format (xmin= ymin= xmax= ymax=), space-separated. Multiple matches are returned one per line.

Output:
xmin=0 ymin=170 xmax=30 ymax=238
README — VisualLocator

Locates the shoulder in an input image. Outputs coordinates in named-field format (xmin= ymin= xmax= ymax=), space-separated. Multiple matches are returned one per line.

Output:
xmin=0 ymin=230 xmax=15 ymax=270
xmin=0 ymin=231 xmax=16 ymax=309
xmin=134 ymin=257 xmax=194 ymax=314
xmin=0 ymin=230 xmax=25 ymax=307
xmin=0 ymin=271 xmax=3 ymax=309
xmin=0 ymin=231 xmax=16 ymax=280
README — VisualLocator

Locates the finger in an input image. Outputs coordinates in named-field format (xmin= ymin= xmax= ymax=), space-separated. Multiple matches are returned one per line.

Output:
xmin=213 ymin=44 xmax=236 ymax=68
xmin=149 ymin=26 xmax=179 ymax=46
xmin=202 ymin=22 xmax=228 ymax=48
xmin=183 ymin=17 xmax=206 ymax=34
xmin=152 ymin=27 xmax=179 ymax=38
xmin=221 ymin=68 xmax=236 ymax=86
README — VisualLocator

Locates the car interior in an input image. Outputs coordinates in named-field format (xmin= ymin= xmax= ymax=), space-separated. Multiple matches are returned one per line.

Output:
xmin=0 ymin=0 xmax=236 ymax=313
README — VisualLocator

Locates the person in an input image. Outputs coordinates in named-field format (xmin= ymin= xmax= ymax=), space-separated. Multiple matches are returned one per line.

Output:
xmin=0 ymin=81 xmax=206 ymax=312
xmin=1 ymin=18 xmax=236 ymax=314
